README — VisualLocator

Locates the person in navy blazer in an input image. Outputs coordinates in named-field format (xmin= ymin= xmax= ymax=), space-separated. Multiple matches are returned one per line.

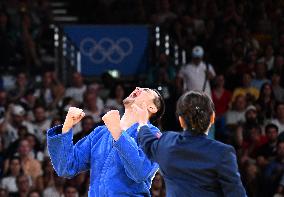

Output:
xmin=134 ymin=91 xmax=247 ymax=197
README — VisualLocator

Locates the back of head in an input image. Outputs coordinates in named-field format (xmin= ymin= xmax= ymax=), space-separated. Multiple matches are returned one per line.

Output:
xmin=176 ymin=91 xmax=215 ymax=135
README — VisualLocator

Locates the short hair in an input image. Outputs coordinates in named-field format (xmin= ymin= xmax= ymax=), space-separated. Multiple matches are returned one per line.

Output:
xmin=176 ymin=91 xmax=215 ymax=134
xmin=265 ymin=123 xmax=279 ymax=134
xmin=276 ymin=102 xmax=284 ymax=111
xmin=150 ymin=89 xmax=165 ymax=123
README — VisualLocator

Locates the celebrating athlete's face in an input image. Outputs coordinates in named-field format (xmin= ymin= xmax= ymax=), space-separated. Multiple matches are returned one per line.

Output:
xmin=123 ymin=87 xmax=158 ymax=113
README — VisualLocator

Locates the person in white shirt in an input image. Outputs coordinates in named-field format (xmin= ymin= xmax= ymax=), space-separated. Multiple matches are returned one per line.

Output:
xmin=225 ymin=94 xmax=247 ymax=125
xmin=271 ymin=102 xmax=284 ymax=133
xmin=1 ymin=156 xmax=22 ymax=193
xmin=177 ymin=46 xmax=216 ymax=96
xmin=65 ymin=72 xmax=87 ymax=105
xmin=32 ymin=105 xmax=51 ymax=143
xmin=2 ymin=105 xmax=35 ymax=148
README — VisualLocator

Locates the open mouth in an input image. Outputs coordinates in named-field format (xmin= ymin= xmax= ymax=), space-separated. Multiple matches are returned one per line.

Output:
xmin=130 ymin=89 xmax=141 ymax=98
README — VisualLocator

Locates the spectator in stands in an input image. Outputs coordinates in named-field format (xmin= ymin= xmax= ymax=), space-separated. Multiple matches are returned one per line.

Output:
xmin=271 ymin=55 xmax=284 ymax=76
xmin=0 ymin=156 xmax=23 ymax=194
xmin=15 ymin=174 xmax=32 ymax=197
xmin=242 ymin=161 xmax=262 ymax=197
xmin=65 ymin=172 xmax=89 ymax=197
xmin=259 ymin=44 xmax=275 ymax=71
xmin=150 ymin=172 xmax=165 ymax=197
xmin=151 ymin=0 xmax=176 ymax=25
xmin=63 ymin=185 xmax=79 ymax=197
xmin=50 ymin=116 xmax=62 ymax=128
xmin=27 ymin=190 xmax=42 ymax=197
xmin=0 ymin=11 xmax=16 ymax=70
xmin=231 ymin=73 xmax=259 ymax=103
xmin=73 ymin=115 xmax=95 ymax=143
xmin=105 ymin=84 xmax=125 ymax=115
xmin=35 ymin=71 xmax=65 ymax=111
xmin=234 ymin=105 xmax=260 ymax=151
xmin=257 ymin=124 xmax=279 ymax=164
xmin=177 ymin=46 xmax=216 ymax=96
xmin=65 ymin=72 xmax=87 ymax=105
xmin=241 ymin=124 xmax=267 ymax=161
xmin=19 ymin=89 xmax=38 ymax=119
xmin=212 ymin=74 xmax=232 ymax=118
xmin=82 ymin=87 xmax=104 ymax=124
xmin=255 ymin=82 xmax=276 ymax=124
xmin=212 ymin=74 xmax=232 ymax=140
xmin=9 ymin=72 xmax=31 ymax=102
xmin=5 ymin=126 xmax=29 ymax=157
xmin=263 ymin=141 xmax=284 ymax=196
xmin=2 ymin=104 xmax=34 ymax=148
xmin=42 ymin=172 xmax=65 ymax=197
xmin=25 ymin=133 xmax=44 ymax=161
xmin=0 ymin=90 xmax=7 ymax=112
xmin=225 ymin=94 xmax=247 ymax=125
xmin=15 ymin=139 xmax=42 ymax=183
xmin=35 ymin=158 xmax=55 ymax=194
xmin=32 ymin=105 xmax=51 ymax=143
xmin=271 ymin=102 xmax=284 ymax=134
xmin=0 ymin=135 xmax=4 ymax=176
xmin=271 ymin=55 xmax=284 ymax=87
xmin=251 ymin=61 xmax=270 ymax=90
xmin=271 ymin=73 xmax=284 ymax=102
xmin=0 ymin=187 xmax=8 ymax=197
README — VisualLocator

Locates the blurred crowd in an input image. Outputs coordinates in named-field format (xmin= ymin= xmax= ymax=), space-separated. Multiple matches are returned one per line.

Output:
xmin=0 ymin=0 xmax=53 ymax=74
xmin=1 ymin=0 xmax=284 ymax=197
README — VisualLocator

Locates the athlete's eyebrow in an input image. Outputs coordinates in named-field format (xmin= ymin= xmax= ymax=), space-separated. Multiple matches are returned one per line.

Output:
xmin=143 ymin=88 xmax=151 ymax=92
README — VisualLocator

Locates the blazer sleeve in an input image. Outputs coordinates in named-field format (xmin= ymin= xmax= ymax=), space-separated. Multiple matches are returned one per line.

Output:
xmin=137 ymin=125 xmax=164 ymax=162
xmin=217 ymin=145 xmax=247 ymax=197
xmin=113 ymin=127 xmax=159 ymax=183
xmin=47 ymin=125 xmax=103 ymax=178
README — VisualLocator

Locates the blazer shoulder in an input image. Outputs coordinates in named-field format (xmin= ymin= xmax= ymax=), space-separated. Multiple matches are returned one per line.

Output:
xmin=207 ymin=138 xmax=236 ymax=153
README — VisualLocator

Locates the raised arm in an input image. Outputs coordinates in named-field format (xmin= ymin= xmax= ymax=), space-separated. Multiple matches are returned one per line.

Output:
xmin=47 ymin=107 xmax=93 ymax=178
xmin=132 ymin=104 xmax=162 ymax=162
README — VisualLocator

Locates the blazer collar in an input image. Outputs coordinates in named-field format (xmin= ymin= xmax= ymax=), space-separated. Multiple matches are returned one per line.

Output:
xmin=182 ymin=130 xmax=207 ymax=138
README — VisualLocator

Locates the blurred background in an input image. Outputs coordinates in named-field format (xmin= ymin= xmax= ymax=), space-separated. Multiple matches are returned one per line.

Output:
xmin=0 ymin=0 xmax=284 ymax=196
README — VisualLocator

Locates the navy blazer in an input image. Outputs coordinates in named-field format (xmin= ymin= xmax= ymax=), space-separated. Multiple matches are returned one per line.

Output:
xmin=138 ymin=126 xmax=247 ymax=197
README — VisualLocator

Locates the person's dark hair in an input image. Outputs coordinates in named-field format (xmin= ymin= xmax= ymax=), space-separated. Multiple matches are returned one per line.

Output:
xmin=258 ymin=82 xmax=275 ymax=102
xmin=150 ymin=89 xmax=165 ymax=123
xmin=32 ymin=104 xmax=46 ymax=112
xmin=27 ymin=189 xmax=42 ymax=197
xmin=265 ymin=123 xmax=279 ymax=134
xmin=16 ymin=174 xmax=29 ymax=185
xmin=5 ymin=156 xmax=23 ymax=176
xmin=109 ymin=83 xmax=125 ymax=99
xmin=275 ymin=101 xmax=284 ymax=111
xmin=24 ymin=133 xmax=43 ymax=152
xmin=63 ymin=184 xmax=78 ymax=193
xmin=176 ymin=91 xmax=215 ymax=134
xmin=51 ymin=115 xmax=63 ymax=127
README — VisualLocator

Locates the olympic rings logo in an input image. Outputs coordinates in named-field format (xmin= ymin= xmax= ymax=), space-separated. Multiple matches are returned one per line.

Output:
xmin=80 ymin=37 xmax=133 ymax=64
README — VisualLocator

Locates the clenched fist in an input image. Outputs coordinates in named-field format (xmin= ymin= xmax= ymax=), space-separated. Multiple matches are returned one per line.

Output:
xmin=102 ymin=110 xmax=121 ymax=141
xmin=62 ymin=107 xmax=85 ymax=133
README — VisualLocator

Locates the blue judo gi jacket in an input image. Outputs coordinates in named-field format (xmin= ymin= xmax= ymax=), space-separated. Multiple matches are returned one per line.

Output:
xmin=47 ymin=123 xmax=159 ymax=196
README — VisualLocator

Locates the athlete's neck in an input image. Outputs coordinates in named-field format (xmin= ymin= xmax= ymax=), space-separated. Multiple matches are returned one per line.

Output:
xmin=120 ymin=107 xmax=136 ymax=131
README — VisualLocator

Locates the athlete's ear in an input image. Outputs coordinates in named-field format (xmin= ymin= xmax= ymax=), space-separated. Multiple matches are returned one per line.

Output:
xmin=210 ymin=112 xmax=215 ymax=124
xmin=178 ymin=116 xmax=187 ymax=130
xmin=148 ymin=104 xmax=157 ymax=114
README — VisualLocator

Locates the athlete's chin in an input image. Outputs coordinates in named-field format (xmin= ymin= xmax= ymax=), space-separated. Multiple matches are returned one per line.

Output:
xmin=123 ymin=97 xmax=134 ymax=106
